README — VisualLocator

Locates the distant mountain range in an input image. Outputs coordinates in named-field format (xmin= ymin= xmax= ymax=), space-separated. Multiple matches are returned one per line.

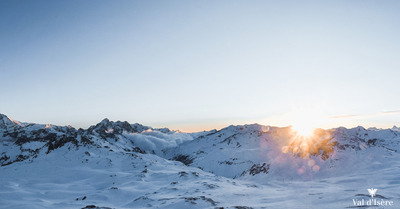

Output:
xmin=1 ymin=113 xmax=399 ymax=209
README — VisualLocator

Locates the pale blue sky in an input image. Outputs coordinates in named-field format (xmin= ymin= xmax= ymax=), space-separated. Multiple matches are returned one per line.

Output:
xmin=1 ymin=0 xmax=399 ymax=131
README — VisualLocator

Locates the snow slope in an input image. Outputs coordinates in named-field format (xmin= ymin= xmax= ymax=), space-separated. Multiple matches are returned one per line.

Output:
xmin=1 ymin=113 xmax=400 ymax=209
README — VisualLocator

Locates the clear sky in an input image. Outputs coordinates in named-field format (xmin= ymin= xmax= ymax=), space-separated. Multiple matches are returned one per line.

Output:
xmin=1 ymin=0 xmax=399 ymax=132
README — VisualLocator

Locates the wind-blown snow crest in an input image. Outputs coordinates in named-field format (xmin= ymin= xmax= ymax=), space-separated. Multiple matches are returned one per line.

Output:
xmin=1 ymin=113 xmax=400 ymax=209
xmin=123 ymin=130 xmax=194 ymax=155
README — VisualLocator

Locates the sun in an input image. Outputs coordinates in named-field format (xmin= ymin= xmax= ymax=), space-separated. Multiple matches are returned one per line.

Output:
xmin=286 ymin=107 xmax=327 ymax=138
xmin=279 ymin=107 xmax=335 ymax=159
xmin=292 ymin=123 xmax=315 ymax=138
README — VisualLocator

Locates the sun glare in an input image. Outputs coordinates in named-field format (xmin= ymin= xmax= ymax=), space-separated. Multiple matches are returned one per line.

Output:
xmin=286 ymin=107 xmax=327 ymax=138
xmin=279 ymin=107 xmax=335 ymax=160
xmin=292 ymin=123 xmax=315 ymax=138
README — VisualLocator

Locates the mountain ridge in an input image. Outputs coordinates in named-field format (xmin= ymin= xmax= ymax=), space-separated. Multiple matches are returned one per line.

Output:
xmin=1 ymin=113 xmax=400 ymax=208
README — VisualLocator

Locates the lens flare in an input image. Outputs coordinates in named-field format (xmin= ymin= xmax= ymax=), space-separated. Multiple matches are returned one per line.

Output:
xmin=282 ymin=128 xmax=336 ymax=161
xmin=286 ymin=107 xmax=328 ymax=138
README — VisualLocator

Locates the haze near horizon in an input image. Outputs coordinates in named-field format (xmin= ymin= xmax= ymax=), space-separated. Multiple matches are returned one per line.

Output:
xmin=1 ymin=0 xmax=399 ymax=131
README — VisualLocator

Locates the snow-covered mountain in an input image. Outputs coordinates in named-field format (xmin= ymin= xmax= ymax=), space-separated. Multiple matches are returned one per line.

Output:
xmin=165 ymin=124 xmax=400 ymax=180
xmin=1 ymin=113 xmax=399 ymax=209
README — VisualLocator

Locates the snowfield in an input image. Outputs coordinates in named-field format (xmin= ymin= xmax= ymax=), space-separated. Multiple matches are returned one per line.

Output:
xmin=1 ymin=113 xmax=400 ymax=209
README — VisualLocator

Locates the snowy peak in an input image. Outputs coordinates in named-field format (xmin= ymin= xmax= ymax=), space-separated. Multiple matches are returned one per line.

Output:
xmin=0 ymin=113 xmax=177 ymax=166
xmin=85 ymin=118 xmax=161 ymax=140
xmin=1 ymin=112 xmax=400 ymax=181
xmin=88 ymin=118 xmax=134 ymax=134
xmin=0 ymin=113 xmax=23 ymax=133
xmin=392 ymin=125 xmax=400 ymax=131
xmin=1 ymin=114 xmax=400 ymax=209
xmin=165 ymin=123 xmax=400 ymax=180
xmin=97 ymin=118 xmax=111 ymax=126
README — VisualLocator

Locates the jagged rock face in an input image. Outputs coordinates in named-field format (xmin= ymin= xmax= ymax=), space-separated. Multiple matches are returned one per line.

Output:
xmin=332 ymin=126 xmax=400 ymax=152
xmin=84 ymin=118 xmax=170 ymax=139
xmin=85 ymin=118 xmax=145 ymax=138
xmin=0 ymin=121 xmax=79 ymax=166
xmin=1 ymin=113 xmax=400 ymax=181
xmin=164 ymin=124 xmax=400 ymax=180
xmin=0 ymin=113 xmax=23 ymax=135
xmin=0 ymin=114 xmax=167 ymax=166
xmin=1 ymin=113 xmax=400 ymax=208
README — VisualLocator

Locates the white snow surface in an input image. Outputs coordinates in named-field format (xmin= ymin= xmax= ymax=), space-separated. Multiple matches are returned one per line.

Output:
xmin=123 ymin=130 xmax=194 ymax=155
xmin=1 ymin=114 xmax=400 ymax=209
